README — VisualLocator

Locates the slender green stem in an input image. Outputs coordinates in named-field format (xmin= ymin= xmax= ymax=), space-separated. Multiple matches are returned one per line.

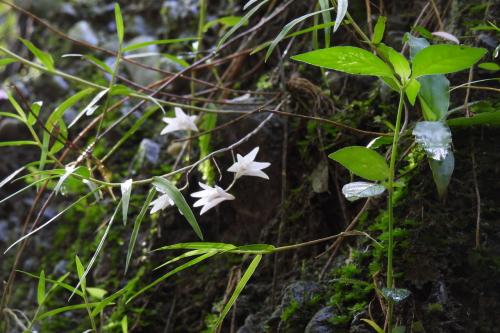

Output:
xmin=386 ymin=91 xmax=405 ymax=333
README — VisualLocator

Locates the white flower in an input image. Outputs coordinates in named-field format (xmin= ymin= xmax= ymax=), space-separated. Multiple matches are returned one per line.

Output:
xmin=150 ymin=187 xmax=174 ymax=215
xmin=160 ymin=107 xmax=198 ymax=135
xmin=227 ymin=147 xmax=270 ymax=180
xmin=191 ymin=182 xmax=235 ymax=215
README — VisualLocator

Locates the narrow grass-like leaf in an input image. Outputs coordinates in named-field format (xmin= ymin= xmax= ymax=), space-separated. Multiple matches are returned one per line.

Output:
xmin=0 ymin=111 xmax=24 ymax=121
xmin=0 ymin=166 xmax=25 ymax=190
xmin=0 ymin=58 xmax=16 ymax=66
xmin=0 ymin=140 xmax=38 ymax=147
xmin=121 ymin=316 xmax=128 ymax=333
xmin=37 ymin=270 xmax=46 ymax=305
xmin=318 ymin=0 xmax=331 ymax=47
xmin=19 ymin=38 xmax=54 ymax=71
xmin=155 ymin=242 xmax=236 ymax=252
xmin=114 ymin=3 xmax=124 ymax=44
xmin=217 ymin=0 xmax=269 ymax=49
xmin=265 ymin=7 xmax=333 ymax=61
xmin=75 ymin=255 xmax=86 ymax=290
xmin=203 ymin=16 xmax=245 ymax=32
xmin=3 ymin=186 xmax=102 ymax=253
xmin=360 ymin=319 xmax=385 ymax=333
xmin=7 ymin=92 xmax=27 ymax=122
xmin=90 ymin=288 xmax=127 ymax=317
xmin=17 ymin=270 xmax=84 ymax=298
xmin=123 ymin=38 xmax=198 ymax=52
xmin=243 ymin=0 xmax=262 ymax=10
xmin=121 ymin=179 xmax=133 ymax=225
xmin=152 ymin=177 xmax=203 ymax=240
xmin=0 ymin=176 xmax=57 ymax=205
xmin=86 ymin=287 xmax=107 ymax=300
xmin=28 ymin=101 xmax=42 ymax=126
xmin=447 ymin=111 xmax=500 ymax=127
xmin=68 ymin=88 xmax=109 ymax=128
xmin=334 ymin=0 xmax=348 ymax=32
xmin=127 ymin=251 xmax=217 ymax=303
xmin=37 ymin=303 xmax=100 ymax=321
xmin=125 ymin=188 xmax=155 ymax=274
xmin=231 ymin=244 xmax=276 ymax=254
xmin=154 ymin=249 xmax=208 ymax=271
xmin=214 ymin=255 xmax=262 ymax=331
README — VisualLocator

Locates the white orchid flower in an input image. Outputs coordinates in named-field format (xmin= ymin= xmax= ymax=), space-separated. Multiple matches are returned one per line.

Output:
xmin=227 ymin=147 xmax=271 ymax=180
xmin=160 ymin=107 xmax=198 ymax=135
xmin=149 ymin=187 xmax=175 ymax=214
xmin=190 ymin=182 xmax=235 ymax=215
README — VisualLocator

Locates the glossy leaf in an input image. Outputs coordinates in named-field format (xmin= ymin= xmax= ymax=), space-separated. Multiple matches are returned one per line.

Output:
xmin=405 ymin=78 xmax=420 ymax=105
xmin=378 ymin=43 xmax=410 ymax=80
xmin=429 ymin=151 xmax=454 ymax=198
xmin=292 ymin=46 xmax=395 ymax=78
xmin=478 ymin=62 xmax=500 ymax=71
xmin=418 ymin=75 xmax=450 ymax=121
xmin=447 ymin=111 xmax=500 ymax=127
xmin=152 ymin=177 xmax=203 ymax=240
xmin=114 ymin=3 xmax=124 ymax=44
xmin=329 ymin=146 xmax=389 ymax=181
xmin=342 ymin=182 xmax=386 ymax=202
xmin=412 ymin=45 xmax=487 ymax=77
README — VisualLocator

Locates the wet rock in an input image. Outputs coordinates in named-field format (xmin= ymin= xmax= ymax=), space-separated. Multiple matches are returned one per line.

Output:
xmin=0 ymin=118 xmax=30 ymax=141
xmin=130 ymin=138 xmax=161 ymax=174
xmin=123 ymin=36 xmax=161 ymax=86
xmin=305 ymin=306 xmax=336 ymax=333
xmin=237 ymin=314 xmax=265 ymax=333
xmin=68 ymin=21 xmax=99 ymax=46
xmin=130 ymin=15 xmax=154 ymax=36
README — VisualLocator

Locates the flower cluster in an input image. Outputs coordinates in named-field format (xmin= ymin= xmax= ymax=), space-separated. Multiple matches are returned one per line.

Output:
xmin=152 ymin=108 xmax=271 ymax=215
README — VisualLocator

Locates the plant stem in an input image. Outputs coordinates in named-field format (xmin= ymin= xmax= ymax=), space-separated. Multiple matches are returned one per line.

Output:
xmin=386 ymin=91 xmax=405 ymax=332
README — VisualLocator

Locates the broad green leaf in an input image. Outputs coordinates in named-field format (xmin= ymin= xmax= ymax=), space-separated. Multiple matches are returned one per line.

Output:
xmin=37 ymin=303 xmax=101 ymax=320
xmin=37 ymin=270 xmax=46 ymax=305
xmin=341 ymin=182 xmax=386 ymax=202
xmin=292 ymin=46 xmax=395 ymax=78
xmin=214 ymin=255 xmax=262 ymax=331
xmin=0 ymin=57 xmax=16 ymax=66
xmin=372 ymin=16 xmax=386 ymax=44
xmin=114 ymin=3 xmax=124 ymax=44
xmin=447 ymin=111 xmax=500 ymax=127
xmin=120 ymin=179 xmax=133 ymax=225
xmin=19 ymin=38 xmax=54 ymax=71
xmin=265 ymin=7 xmax=333 ymax=61
xmin=86 ymin=287 xmax=108 ymax=300
xmin=0 ymin=140 xmax=38 ymax=147
xmin=405 ymin=78 xmax=420 ymax=105
xmin=334 ymin=0 xmax=348 ymax=32
xmin=429 ymin=151 xmax=454 ymax=198
xmin=378 ymin=43 xmax=410 ymax=80
xmin=152 ymin=177 xmax=203 ymax=240
xmin=125 ymin=188 xmax=155 ymax=274
xmin=418 ymin=75 xmax=449 ymax=121
xmin=360 ymin=319 xmax=385 ymax=333
xmin=127 ymin=251 xmax=217 ymax=303
xmin=329 ymin=146 xmax=389 ymax=181
xmin=155 ymin=242 xmax=236 ymax=252
xmin=478 ymin=62 xmax=500 ymax=71
xmin=412 ymin=45 xmax=487 ymax=77
xmin=122 ymin=38 xmax=198 ymax=52
xmin=217 ymin=0 xmax=269 ymax=48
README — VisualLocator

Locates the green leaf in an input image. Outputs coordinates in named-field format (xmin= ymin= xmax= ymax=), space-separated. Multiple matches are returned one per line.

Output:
xmin=19 ymin=38 xmax=54 ymax=71
xmin=152 ymin=177 xmax=203 ymax=240
xmin=84 ymin=55 xmax=114 ymax=74
xmin=121 ymin=316 xmax=128 ymax=333
xmin=360 ymin=319 xmax=385 ymax=333
xmin=328 ymin=146 xmax=389 ymax=181
xmin=411 ymin=45 xmax=487 ymax=77
xmin=127 ymin=252 xmax=216 ymax=303
xmin=378 ymin=43 xmax=410 ymax=80
xmin=429 ymin=151 xmax=454 ymax=198
xmin=231 ymin=244 xmax=276 ymax=254
xmin=38 ymin=303 xmax=101 ymax=321
xmin=265 ymin=7 xmax=334 ymax=61
xmin=86 ymin=287 xmax=108 ymax=300
xmin=28 ymin=101 xmax=42 ymax=126
xmin=478 ymin=62 xmax=500 ymax=71
xmin=405 ymin=78 xmax=420 ymax=105
xmin=162 ymin=54 xmax=190 ymax=68
xmin=37 ymin=270 xmax=46 ymax=305
xmin=121 ymin=179 xmax=133 ymax=225
xmin=122 ymin=38 xmax=198 ymax=52
xmin=372 ymin=16 xmax=386 ymax=44
xmin=7 ymin=92 xmax=27 ymax=122
xmin=155 ymin=242 xmax=236 ymax=252
xmin=0 ymin=57 xmax=16 ymax=66
xmin=217 ymin=0 xmax=269 ymax=49
xmin=90 ymin=288 xmax=127 ymax=317
xmin=0 ymin=140 xmax=38 ymax=148
xmin=292 ymin=46 xmax=395 ymax=78
xmin=17 ymin=270 xmax=84 ymax=298
xmin=318 ymin=0 xmax=332 ymax=47
xmin=447 ymin=111 xmax=500 ymax=127
xmin=418 ymin=75 xmax=450 ymax=121
xmin=154 ymin=249 xmax=208 ymax=271
xmin=75 ymin=255 xmax=86 ymax=290
xmin=203 ymin=16 xmax=246 ymax=32
xmin=125 ymin=188 xmax=155 ymax=274
xmin=114 ymin=3 xmax=124 ymax=44
xmin=214 ymin=255 xmax=262 ymax=331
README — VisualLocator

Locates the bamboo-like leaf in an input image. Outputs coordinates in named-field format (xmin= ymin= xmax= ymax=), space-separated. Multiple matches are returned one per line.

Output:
xmin=125 ymin=188 xmax=155 ymax=274
xmin=360 ymin=319 xmax=385 ymax=333
xmin=68 ymin=88 xmax=109 ymax=128
xmin=318 ymin=0 xmax=331 ymax=47
xmin=0 ymin=57 xmax=16 ymax=66
xmin=17 ymin=270 xmax=84 ymax=298
xmin=0 ymin=140 xmax=38 ymax=147
xmin=28 ymin=101 xmax=42 ymax=126
xmin=114 ymin=3 xmax=124 ymax=44
xmin=155 ymin=242 xmax=236 ymax=252
xmin=37 ymin=303 xmax=101 ymax=321
xmin=121 ymin=316 xmax=128 ymax=333
xmin=86 ymin=287 xmax=108 ymax=300
xmin=127 ymin=251 xmax=217 ymax=303
xmin=265 ymin=7 xmax=333 ymax=61
xmin=152 ymin=177 xmax=203 ymax=240
xmin=372 ymin=16 xmax=386 ymax=44
xmin=121 ymin=179 xmax=133 ymax=225
xmin=75 ymin=255 xmax=86 ymax=290
xmin=90 ymin=288 xmax=127 ymax=317
xmin=37 ymin=270 xmax=46 ymax=305
xmin=0 ymin=166 xmax=25 ymax=190
xmin=334 ymin=0 xmax=348 ymax=32
xmin=122 ymin=38 xmax=198 ymax=52
xmin=154 ymin=249 xmax=208 ymax=271
xmin=214 ymin=255 xmax=262 ymax=331
xmin=217 ymin=0 xmax=269 ymax=49
xmin=19 ymin=38 xmax=55 ymax=71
